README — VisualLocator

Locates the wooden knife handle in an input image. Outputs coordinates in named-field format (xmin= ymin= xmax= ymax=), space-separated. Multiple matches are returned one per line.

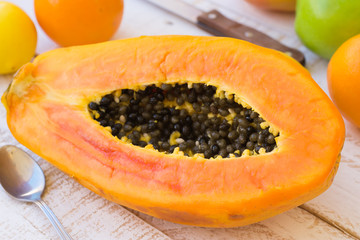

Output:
xmin=197 ymin=10 xmax=305 ymax=65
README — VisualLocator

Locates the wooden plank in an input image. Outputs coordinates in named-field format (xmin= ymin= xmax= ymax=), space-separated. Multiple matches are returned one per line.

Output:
xmin=131 ymin=207 xmax=355 ymax=240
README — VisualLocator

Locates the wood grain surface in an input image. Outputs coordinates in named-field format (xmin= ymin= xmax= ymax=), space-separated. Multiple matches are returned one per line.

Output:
xmin=0 ymin=0 xmax=359 ymax=239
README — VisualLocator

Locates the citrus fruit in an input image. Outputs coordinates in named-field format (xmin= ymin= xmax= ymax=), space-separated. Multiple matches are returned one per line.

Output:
xmin=34 ymin=0 xmax=124 ymax=47
xmin=0 ymin=1 xmax=37 ymax=74
xmin=328 ymin=34 xmax=360 ymax=127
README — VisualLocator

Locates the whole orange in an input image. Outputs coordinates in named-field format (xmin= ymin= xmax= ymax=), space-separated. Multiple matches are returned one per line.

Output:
xmin=327 ymin=34 xmax=360 ymax=127
xmin=34 ymin=0 xmax=123 ymax=47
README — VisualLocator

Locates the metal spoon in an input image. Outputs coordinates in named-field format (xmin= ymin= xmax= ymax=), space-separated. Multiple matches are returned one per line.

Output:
xmin=0 ymin=145 xmax=72 ymax=240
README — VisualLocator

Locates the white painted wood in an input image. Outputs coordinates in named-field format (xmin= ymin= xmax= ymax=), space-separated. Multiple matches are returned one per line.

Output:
xmin=131 ymin=207 xmax=355 ymax=240
xmin=1 ymin=0 xmax=360 ymax=239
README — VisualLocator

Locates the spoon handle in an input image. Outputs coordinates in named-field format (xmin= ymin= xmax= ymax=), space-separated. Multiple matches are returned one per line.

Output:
xmin=35 ymin=199 xmax=73 ymax=240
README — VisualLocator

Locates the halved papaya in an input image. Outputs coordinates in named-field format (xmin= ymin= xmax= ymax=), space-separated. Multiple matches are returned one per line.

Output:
xmin=2 ymin=36 xmax=345 ymax=227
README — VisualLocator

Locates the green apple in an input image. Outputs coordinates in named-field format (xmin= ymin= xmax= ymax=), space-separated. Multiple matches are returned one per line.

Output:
xmin=295 ymin=0 xmax=360 ymax=59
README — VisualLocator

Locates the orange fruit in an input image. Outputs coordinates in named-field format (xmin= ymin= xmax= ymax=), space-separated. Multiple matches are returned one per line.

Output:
xmin=327 ymin=34 xmax=360 ymax=127
xmin=34 ymin=0 xmax=123 ymax=47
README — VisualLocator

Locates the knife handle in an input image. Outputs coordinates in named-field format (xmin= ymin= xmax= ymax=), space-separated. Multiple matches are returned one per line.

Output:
xmin=197 ymin=10 xmax=305 ymax=65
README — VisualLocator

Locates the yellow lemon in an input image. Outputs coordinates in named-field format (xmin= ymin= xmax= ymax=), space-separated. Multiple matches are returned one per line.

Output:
xmin=0 ymin=2 xmax=37 ymax=74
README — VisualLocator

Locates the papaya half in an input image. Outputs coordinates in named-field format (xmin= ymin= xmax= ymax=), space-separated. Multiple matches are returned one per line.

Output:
xmin=2 ymin=36 xmax=345 ymax=227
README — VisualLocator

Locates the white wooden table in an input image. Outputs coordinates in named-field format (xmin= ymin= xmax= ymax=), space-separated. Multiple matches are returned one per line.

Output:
xmin=1 ymin=1 xmax=360 ymax=239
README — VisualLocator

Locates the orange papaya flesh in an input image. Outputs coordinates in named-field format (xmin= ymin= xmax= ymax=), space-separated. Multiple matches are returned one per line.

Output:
xmin=2 ymin=36 xmax=345 ymax=227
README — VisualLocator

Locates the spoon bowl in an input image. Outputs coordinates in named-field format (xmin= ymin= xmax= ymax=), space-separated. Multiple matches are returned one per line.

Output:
xmin=0 ymin=145 xmax=72 ymax=240
xmin=0 ymin=145 xmax=45 ymax=202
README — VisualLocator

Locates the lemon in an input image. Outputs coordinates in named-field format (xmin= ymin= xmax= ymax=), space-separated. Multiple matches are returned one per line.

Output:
xmin=0 ymin=2 xmax=37 ymax=74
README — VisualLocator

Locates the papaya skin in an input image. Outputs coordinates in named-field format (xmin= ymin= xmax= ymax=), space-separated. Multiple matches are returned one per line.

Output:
xmin=2 ymin=36 xmax=345 ymax=227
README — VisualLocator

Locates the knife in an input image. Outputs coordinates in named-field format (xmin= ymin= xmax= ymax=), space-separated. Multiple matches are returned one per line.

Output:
xmin=144 ymin=0 xmax=305 ymax=65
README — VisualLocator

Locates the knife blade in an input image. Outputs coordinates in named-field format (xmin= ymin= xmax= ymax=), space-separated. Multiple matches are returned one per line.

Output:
xmin=144 ymin=0 xmax=305 ymax=65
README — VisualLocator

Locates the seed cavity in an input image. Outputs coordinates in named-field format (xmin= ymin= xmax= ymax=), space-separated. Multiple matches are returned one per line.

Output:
xmin=88 ymin=83 xmax=279 ymax=159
